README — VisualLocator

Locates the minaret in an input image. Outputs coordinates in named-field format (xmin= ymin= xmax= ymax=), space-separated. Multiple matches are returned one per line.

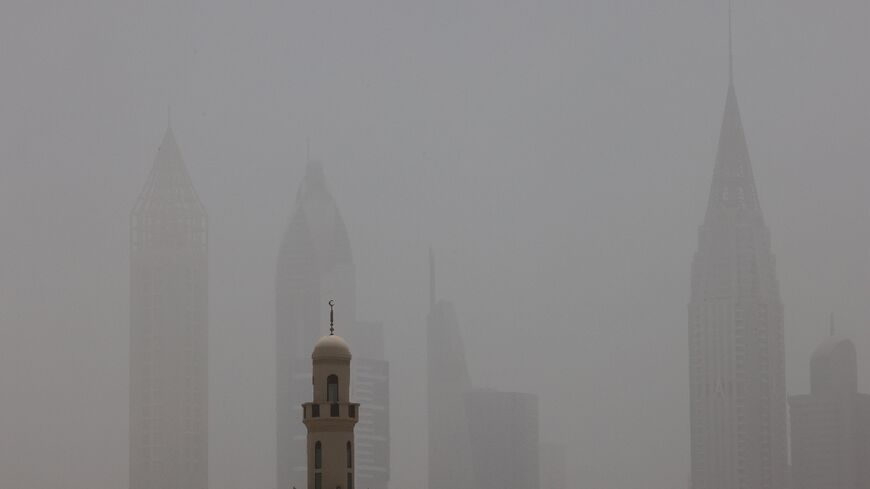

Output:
xmin=688 ymin=6 xmax=787 ymax=489
xmin=302 ymin=301 xmax=359 ymax=489
xmin=130 ymin=125 xmax=208 ymax=489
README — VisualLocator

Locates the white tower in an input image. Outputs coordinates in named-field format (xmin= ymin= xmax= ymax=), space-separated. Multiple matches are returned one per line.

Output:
xmin=302 ymin=301 xmax=359 ymax=489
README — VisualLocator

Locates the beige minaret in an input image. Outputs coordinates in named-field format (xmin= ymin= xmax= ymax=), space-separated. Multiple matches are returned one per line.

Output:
xmin=302 ymin=301 xmax=359 ymax=489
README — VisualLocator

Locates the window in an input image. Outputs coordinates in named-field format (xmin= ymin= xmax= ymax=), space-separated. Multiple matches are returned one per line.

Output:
xmin=315 ymin=442 xmax=322 ymax=469
xmin=327 ymin=375 xmax=339 ymax=402
xmin=347 ymin=473 xmax=353 ymax=489
xmin=315 ymin=473 xmax=322 ymax=489
xmin=348 ymin=405 xmax=356 ymax=418
xmin=312 ymin=404 xmax=320 ymax=418
xmin=347 ymin=441 xmax=352 ymax=468
xmin=331 ymin=403 xmax=340 ymax=417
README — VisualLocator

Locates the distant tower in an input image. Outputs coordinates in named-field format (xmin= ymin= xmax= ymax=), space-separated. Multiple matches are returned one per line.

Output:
xmin=465 ymin=389 xmax=540 ymax=489
xmin=302 ymin=302 xmax=359 ymax=489
xmin=426 ymin=250 xmax=476 ymax=489
xmin=277 ymin=160 xmax=388 ymax=489
xmin=130 ymin=126 xmax=208 ymax=489
xmin=688 ymin=8 xmax=787 ymax=489
xmin=789 ymin=332 xmax=870 ymax=489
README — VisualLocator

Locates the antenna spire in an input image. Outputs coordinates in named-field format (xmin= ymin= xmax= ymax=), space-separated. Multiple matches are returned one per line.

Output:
xmin=329 ymin=300 xmax=335 ymax=335
xmin=728 ymin=0 xmax=733 ymax=83
xmin=429 ymin=247 xmax=436 ymax=310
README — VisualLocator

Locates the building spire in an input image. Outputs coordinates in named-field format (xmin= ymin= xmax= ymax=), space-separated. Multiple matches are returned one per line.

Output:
xmin=728 ymin=0 xmax=733 ymax=84
xmin=429 ymin=247 xmax=436 ymax=310
xmin=329 ymin=299 xmax=335 ymax=335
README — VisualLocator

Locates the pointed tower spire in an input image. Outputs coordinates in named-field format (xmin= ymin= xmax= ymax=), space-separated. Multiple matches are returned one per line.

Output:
xmin=429 ymin=247 xmax=436 ymax=311
xmin=728 ymin=0 xmax=734 ymax=84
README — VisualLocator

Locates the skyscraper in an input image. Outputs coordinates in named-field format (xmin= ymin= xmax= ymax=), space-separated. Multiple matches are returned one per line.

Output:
xmin=465 ymin=389 xmax=540 ymax=489
xmin=130 ymin=127 xmax=208 ymax=489
xmin=277 ymin=161 xmax=388 ymax=489
xmin=426 ymin=250 xmax=475 ymax=489
xmin=688 ymin=36 xmax=787 ymax=489
xmin=789 ymin=332 xmax=870 ymax=489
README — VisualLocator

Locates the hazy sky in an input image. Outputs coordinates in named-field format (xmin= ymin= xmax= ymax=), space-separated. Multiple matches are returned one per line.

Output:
xmin=1 ymin=1 xmax=869 ymax=489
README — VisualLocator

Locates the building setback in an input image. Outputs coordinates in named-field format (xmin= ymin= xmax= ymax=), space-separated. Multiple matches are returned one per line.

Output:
xmin=130 ymin=127 xmax=208 ymax=489
xmin=789 ymin=334 xmax=870 ymax=489
xmin=465 ymin=389 xmax=540 ymax=489
xmin=688 ymin=71 xmax=787 ymax=489
xmin=277 ymin=161 xmax=388 ymax=489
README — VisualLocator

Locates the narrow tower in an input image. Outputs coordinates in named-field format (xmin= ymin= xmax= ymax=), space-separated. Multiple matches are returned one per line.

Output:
xmin=130 ymin=126 xmax=208 ymax=489
xmin=302 ymin=301 xmax=359 ymax=489
xmin=688 ymin=10 xmax=787 ymax=489
xmin=426 ymin=251 xmax=475 ymax=489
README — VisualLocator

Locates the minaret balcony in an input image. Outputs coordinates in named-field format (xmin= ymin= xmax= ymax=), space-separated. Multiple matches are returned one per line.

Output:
xmin=302 ymin=402 xmax=360 ymax=421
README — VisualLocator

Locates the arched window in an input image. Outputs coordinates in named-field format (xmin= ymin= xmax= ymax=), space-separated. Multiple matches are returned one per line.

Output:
xmin=346 ymin=441 xmax=352 ymax=468
xmin=327 ymin=375 xmax=339 ymax=402
xmin=315 ymin=441 xmax=322 ymax=469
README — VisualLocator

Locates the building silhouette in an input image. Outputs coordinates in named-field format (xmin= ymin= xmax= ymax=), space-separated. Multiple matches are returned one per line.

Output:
xmin=277 ymin=161 xmax=388 ymax=489
xmin=688 ymin=51 xmax=787 ymax=489
xmin=465 ymin=389 xmax=540 ymax=489
xmin=789 ymin=331 xmax=870 ymax=489
xmin=130 ymin=127 xmax=208 ymax=489
xmin=302 ymin=304 xmax=359 ymax=489
xmin=426 ymin=250 xmax=476 ymax=489
xmin=539 ymin=442 xmax=567 ymax=489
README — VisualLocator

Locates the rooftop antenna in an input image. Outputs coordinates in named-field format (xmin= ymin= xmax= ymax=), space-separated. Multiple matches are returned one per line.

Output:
xmin=329 ymin=299 xmax=335 ymax=335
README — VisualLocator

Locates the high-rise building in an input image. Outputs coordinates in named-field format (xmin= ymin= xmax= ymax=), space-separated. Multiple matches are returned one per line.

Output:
xmin=539 ymin=442 xmax=567 ymax=489
xmin=344 ymin=321 xmax=389 ymax=489
xmin=789 ymin=333 xmax=870 ymax=489
xmin=130 ymin=127 xmax=208 ymax=489
xmin=302 ymin=305 xmax=359 ymax=489
xmin=688 ymin=38 xmax=787 ymax=489
xmin=277 ymin=161 xmax=388 ymax=489
xmin=465 ymin=389 xmax=540 ymax=489
xmin=426 ymin=250 xmax=475 ymax=489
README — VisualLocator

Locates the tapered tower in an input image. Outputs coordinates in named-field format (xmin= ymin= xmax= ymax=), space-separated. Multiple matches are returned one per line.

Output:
xmin=302 ymin=302 xmax=359 ymax=489
xmin=688 ymin=20 xmax=787 ymax=489
xmin=426 ymin=250 xmax=475 ymax=489
xmin=130 ymin=126 xmax=208 ymax=489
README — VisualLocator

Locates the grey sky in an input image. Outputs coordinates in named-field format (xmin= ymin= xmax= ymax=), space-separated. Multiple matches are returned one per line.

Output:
xmin=1 ymin=1 xmax=869 ymax=488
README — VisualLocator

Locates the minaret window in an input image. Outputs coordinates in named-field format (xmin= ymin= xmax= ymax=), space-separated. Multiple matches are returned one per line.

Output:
xmin=327 ymin=375 xmax=339 ymax=402
xmin=315 ymin=441 xmax=322 ymax=469
xmin=347 ymin=441 xmax=352 ymax=468
xmin=315 ymin=473 xmax=322 ymax=489
xmin=347 ymin=472 xmax=353 ymax=489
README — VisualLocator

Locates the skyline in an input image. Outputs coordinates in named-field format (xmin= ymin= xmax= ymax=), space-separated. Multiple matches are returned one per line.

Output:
xmin=2 ymin=2 xmax=870 ymax=489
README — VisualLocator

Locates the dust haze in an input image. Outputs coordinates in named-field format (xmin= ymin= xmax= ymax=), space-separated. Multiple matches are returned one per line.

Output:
xmin=1 ymin=1 xmax=870 ymax=489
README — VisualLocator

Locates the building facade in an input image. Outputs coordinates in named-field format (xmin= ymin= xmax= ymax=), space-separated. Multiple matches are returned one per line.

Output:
xmin=465 ymin=389 xmax=540 ymax=489
xmin=688 ymin=76 xmax=787 ymax=489
xmin=130 ymin=127 xmax=208 ymax=489
xmin=426 ymin=250 xmax=476 ymax=489
xmin=789 ymin=335 xmax=870 ymax=489
xmin=277 ymin=161 xmax=388 ymax=489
